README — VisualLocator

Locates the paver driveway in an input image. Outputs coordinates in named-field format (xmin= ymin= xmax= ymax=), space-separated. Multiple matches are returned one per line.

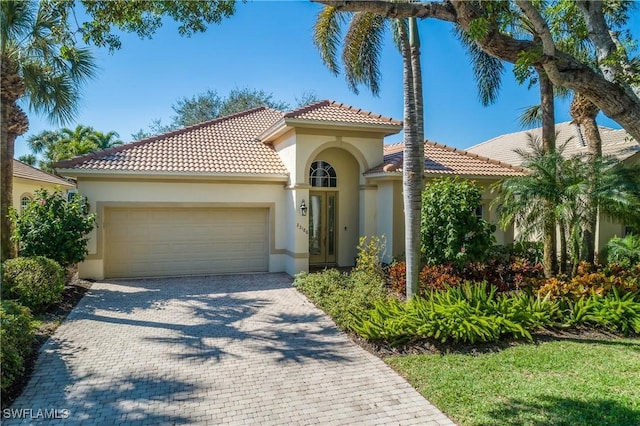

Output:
xmin=7 ymin=274 xmax=454 ymax=425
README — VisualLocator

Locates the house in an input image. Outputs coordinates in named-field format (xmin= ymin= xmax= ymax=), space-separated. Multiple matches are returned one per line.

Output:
xmin=467 ymin=121 xmax=640 ymax=254
xmin=12 ymin=159 xmax=75 ymax=213
xmin=56 ymin=100 xmax=524 ymax=280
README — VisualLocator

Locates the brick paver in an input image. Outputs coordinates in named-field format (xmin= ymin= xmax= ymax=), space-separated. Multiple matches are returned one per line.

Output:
xmin=5 ymin=274 xmax=455 ymax=425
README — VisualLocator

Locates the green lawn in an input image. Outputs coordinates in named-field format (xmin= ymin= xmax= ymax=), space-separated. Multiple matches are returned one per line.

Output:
xmin=387 ymin=338 xmax=640 ymax=426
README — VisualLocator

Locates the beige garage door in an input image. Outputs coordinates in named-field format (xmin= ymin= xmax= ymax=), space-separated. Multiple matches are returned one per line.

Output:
xmin=104 ymin=207 xmax=268 ymax=278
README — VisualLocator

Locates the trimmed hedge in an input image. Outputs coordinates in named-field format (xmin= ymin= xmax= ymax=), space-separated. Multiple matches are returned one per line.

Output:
xmin=1 ymin=301 xmax=36 ymax=392
xmin=2 ymin=256 xmax=66 ymax=313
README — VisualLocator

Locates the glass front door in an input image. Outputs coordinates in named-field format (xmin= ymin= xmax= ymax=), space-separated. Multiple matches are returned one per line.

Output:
xmin=309 ymin=191 xmax=337 ymax=265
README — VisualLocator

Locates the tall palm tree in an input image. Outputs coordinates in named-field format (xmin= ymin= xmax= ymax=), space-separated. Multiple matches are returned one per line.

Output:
xmin=1 ymin=0 xmax=96 ymax=260
xmin=569 ymin=92 xmax=601 ymax=263
xmin=91 ymin=130 xmax=123 ymax=150
xmin=314 ymin=7 xmax=424 ymax=298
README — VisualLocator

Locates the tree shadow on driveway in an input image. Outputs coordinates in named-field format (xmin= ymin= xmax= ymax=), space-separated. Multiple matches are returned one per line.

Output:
xmin=8 ymin=274 xmax=356 ymax=423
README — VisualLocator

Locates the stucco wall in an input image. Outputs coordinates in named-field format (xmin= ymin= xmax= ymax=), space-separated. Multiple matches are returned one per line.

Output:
xmin=12 ymin=178 xmax=73 ymax=212
xmin=76 ymin=178 xmax=288 ymax=279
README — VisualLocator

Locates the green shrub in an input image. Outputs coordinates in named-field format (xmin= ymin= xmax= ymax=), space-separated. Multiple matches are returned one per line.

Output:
xmin=562 ymin=289 xmax=640 ymax=335
xmin=354 ymin=235 xmax=386 ymax=279
xmin=607 ymin=234 xmax=640 ymax=267
xmin=509 ymin=241 xmax=544 ymax=265
xmin=294 ymin=236 xmax=387 ymax=330
xmin=294 ymin=269 xmax=387 ymax=331
xmin=1 ymin=301 xmax=36 ymax=393
xmin=353 ymin=282 xmax=559 ymax=345
xmin=11 ymin=189 xmax=96 ymax=267
xmin=2 ymin=256 xmax=66 ymax=313
xmin=421 ymin=177 xmax=496 ymax=267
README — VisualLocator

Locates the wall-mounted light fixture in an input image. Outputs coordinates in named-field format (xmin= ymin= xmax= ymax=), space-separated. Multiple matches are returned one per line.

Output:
xmin=300 ymin=199 xmax=307 ymax=216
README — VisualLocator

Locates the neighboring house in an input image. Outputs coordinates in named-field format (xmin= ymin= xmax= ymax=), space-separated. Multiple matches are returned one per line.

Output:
xmin=467 ymin=121 xmax=640 ymax=255
xmin=56 ymin=100 xmax=524 ymax=280
xmin=12 ymin=159 xmax=75 ymax=213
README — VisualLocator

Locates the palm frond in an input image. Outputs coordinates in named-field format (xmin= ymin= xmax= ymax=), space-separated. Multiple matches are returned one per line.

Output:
xmin=518 ymin=104 xmax=542 ymax=129
xmin=455 ymin=25 xmax=503 ymax=106
xmin=313 ymin=6 xmax=346 ymax=76
xmin=342 ymin=12 xmax=386 ymax=95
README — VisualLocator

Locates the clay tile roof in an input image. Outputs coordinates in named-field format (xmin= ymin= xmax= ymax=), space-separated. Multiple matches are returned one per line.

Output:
xmin=55 ymin=107 xmax=290 ymax=175
xmin=366 ymin=141 xmax=527 ymax=177
xmin=284 ymin=100 xmax=402 ymax=126
xmin=13 ymin=159 xmax=75 ymax=187
xmin=466 ymin=121 xmax=640 ymax=166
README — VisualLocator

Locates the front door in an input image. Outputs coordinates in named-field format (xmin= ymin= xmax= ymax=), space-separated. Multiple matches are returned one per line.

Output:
xmin=309 ymin=191 xmax=337 ymax=265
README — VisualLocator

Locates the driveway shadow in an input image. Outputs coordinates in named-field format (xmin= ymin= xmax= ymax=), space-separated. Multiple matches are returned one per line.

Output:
xmin=8 ymin=274 xmax=356 ymax=423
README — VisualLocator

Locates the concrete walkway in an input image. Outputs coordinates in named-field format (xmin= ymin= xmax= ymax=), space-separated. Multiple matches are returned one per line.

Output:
xmin=7 ymin=274 xmax=455 ymax=425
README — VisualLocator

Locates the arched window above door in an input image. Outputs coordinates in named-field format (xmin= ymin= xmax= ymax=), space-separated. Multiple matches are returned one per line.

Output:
xmin=309 ymin=161 xmax=337 ymax=187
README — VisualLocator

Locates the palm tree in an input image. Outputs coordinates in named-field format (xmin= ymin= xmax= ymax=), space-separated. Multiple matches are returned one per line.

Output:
xmin=494 ymin=138 xmax=640 ymax=275
xmin=569 ymin=92 xmax=601 ymax=263
xmin=1 ymin=0 xmax=96 ymax=260
xmin=91 ymin=130 xmax=123 ymax=150
xmin=493 ymin=137 xmax=562 ymax=271
xmin=17 ymin=154 xmax=36 ymax=166
xmin=314 ymin=8 xmax=424 ymax=298
xmin=58 ymin=125 xmax=100 ymax=157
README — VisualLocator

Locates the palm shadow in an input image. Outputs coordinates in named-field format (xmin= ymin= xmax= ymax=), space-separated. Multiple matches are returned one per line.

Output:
xmin=485 ymin=395 xmax=640 ymax=426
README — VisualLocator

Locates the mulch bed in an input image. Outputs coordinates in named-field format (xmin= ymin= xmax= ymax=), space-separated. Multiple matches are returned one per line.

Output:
xmin=1 ymin=276 xmax=93 ymax=409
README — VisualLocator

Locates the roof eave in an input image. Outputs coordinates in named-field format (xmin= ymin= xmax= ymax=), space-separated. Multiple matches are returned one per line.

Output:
xmin=260 ymin=118 xmax=403 ymax=143
xmin=13 ymin=174 xmax=75 ymax=188
xmin=56 ymin=169 xmax=290 ymax=182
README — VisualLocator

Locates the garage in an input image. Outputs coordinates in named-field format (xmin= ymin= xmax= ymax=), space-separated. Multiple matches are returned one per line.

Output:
xmin=104 ymin=207 xmax=269 ymax=278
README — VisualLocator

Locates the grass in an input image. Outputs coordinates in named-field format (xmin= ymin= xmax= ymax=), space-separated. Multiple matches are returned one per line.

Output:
xmin=387 ymin=337 xmax=640 ymax=426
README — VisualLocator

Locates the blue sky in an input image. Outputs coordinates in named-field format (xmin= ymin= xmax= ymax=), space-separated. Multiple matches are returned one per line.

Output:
xmin=14 ymin=1 xmax=637 ymax=159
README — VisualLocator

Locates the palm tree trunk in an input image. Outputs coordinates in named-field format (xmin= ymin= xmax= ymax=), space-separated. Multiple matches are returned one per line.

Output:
xmin=558 ymin=219 xmax=567 ymax=274
xmin=399 ymin=19 xmax=423 ymax=299
xmin=570 ymin=92 xmax=602 ymax=264
xmin=1 ymin=60 xmax=28 ymax=261
xmin=539 ymin=68 xmax=558 ymax=277
xmin=1 ymin=107 xmax=16 ymax=261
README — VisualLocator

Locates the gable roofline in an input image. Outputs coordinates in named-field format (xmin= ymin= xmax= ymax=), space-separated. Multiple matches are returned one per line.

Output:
xmin=54 ymin=106 xmax=273 ymax=170
xmin=466 ymin=121 xmax=618 ymax=151
xmin=424 ymin=141 xmax=527 ymax=173
xmin=366 ymin=140 xmax=527 ymax=177
xmin=13 ymin=159 xmax=75 ymax=188
xmin=259 ymin=99 xmax=403 ymax=142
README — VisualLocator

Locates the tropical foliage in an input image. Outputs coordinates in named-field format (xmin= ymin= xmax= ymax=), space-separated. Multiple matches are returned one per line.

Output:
xmin=607 ymin=234 xmax=640 ymax=267
xmin=11 ymin=189 xmax=96 ymax=267
xmin=26 ymin=125 xmax=123 ymax=172
xmin=421 ymin=177 xmax=495 ymax=266
xmin=293 ymin=236 xmax=387 ymax=330
xmin=0 ymin=0 xmax=96 ymax=261
xmin=493 ymin=137 xmax=640 ymax=275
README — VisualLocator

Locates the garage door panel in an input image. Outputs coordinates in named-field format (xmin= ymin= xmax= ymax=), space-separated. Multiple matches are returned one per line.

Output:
xmin=105 ymin=207 xmax=268 ymax=278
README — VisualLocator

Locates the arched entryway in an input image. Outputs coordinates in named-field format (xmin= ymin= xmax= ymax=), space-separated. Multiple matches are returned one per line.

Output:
xmin=307 ymin=148 xmax=360 ymax=267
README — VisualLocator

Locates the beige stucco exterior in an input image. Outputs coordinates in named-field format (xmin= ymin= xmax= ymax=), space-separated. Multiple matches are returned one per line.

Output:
xmin=62 ymin=117 xmax=522 ymax=280
xmin=12 ymin=176 xmax=74 ymax=213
